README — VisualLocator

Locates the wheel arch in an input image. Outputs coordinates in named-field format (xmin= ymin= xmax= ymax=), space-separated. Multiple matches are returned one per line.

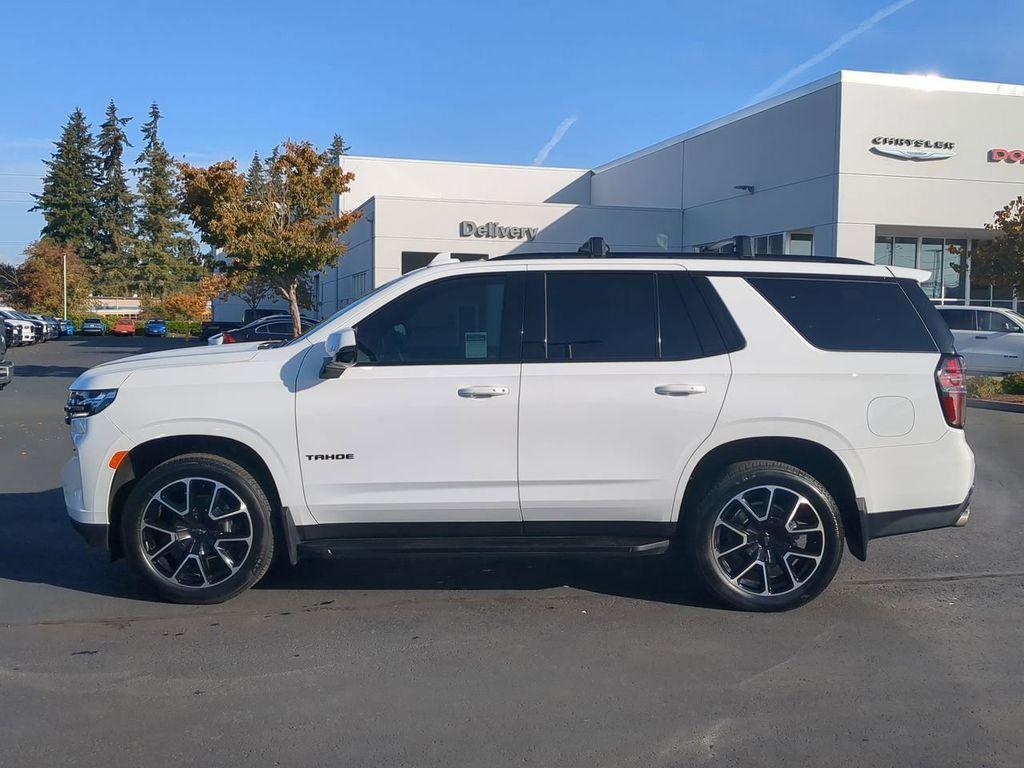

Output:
xmin=108 ymin=435 xmax=283 ymax=560
xmin=678 ymin=436 xmax=866 ymax=561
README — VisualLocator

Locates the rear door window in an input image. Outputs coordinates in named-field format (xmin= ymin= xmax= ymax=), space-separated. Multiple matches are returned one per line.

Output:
xmin=657 ymin=273 xmax=707 ymax=360
xmin=545 ymin=272 xmax=657 ymax=361
xmin=748 ymin=276 xmax=937 ymax=352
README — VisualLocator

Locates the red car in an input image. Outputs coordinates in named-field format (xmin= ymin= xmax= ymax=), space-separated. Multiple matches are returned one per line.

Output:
xmin=112 ymin=318 xmax=137 ymax=336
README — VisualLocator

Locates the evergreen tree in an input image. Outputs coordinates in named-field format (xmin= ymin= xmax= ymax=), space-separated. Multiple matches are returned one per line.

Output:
xmin=244 ymin=152 xmax=266 ymax=197
xmin=134 ymin=102 xmax=197 ymax=296
xmin=329 ymin=134 xmax=350 ymax=164
xmin=31 ymin=108 xmax=100 ymax=260
xmin=94 ymin=101 xmax=137 ymax=295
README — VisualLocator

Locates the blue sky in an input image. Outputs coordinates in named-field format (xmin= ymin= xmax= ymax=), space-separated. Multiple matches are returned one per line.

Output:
xmin=2 ymin=0 xmax=1022 ymax=263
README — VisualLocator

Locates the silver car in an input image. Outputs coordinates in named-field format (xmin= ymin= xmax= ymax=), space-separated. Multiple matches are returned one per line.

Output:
xmin=937 ymin=306 xmax=1024 ymax=374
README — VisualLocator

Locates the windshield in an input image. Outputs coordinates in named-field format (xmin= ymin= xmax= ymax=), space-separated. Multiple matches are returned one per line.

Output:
xmin=284 ymin=275 xmax=408 ymax=346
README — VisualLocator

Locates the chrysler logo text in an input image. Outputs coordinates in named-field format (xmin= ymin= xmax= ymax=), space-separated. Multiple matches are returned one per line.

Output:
xmin=870 ymin=136 xmax=956 ymax=161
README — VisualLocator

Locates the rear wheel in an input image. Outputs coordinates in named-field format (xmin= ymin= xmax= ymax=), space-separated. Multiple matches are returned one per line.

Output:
xmin=687 ymin=460 xmax=844 ymax=612
xmin=121 ymin=453 xmax=275 ymax=604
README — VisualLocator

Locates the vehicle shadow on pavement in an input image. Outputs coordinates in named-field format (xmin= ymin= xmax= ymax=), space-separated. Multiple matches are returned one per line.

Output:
xmin=0 ymin=487 xmax=715 ymax=609
xmin=257 ymin=553 xmax=719 ymax=609
xmin=7 ymin=364 xmax=89 ymax=378
xmin=0 ymin=488 xmax=148 ymax=601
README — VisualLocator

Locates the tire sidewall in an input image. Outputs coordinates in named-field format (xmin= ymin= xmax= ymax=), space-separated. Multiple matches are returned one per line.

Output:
xmin=691 ymin=464 xmax=844 ymax=612
xmin=122 ymin=455 xmax=274 ymax=604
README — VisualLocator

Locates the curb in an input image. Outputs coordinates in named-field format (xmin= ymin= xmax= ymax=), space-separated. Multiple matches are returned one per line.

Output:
xmin=967 ymin=398 xmax=1024 ymax=414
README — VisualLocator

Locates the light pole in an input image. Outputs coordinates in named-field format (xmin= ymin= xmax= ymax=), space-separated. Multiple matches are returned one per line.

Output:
xmin=62 ymin=248 xmax=68 ymax=319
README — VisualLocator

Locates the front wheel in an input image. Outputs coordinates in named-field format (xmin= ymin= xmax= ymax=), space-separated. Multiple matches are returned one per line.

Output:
xmin=686 ymin=460 xmax=844 ymax=612
xmin=121 ymin=453 xmax=275 ymax=604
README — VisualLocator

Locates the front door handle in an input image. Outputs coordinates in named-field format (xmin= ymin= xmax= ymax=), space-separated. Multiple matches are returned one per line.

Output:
xmin=975 ymin=335 xmax=988 ymax=340
xmin=458 ymin=385 xmax=510 ymax=399
xmin=655 ymin=384 xmax=707 ymax=397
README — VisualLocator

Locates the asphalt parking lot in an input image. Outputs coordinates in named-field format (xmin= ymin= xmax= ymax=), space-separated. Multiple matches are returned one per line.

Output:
xmin=1 ymin=336 xmax=1022 ymax=767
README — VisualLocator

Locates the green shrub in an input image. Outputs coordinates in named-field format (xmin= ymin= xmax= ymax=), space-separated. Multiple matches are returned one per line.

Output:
xmin=966 ymin=376 xmax=1003 ymax=399
xmin=165 ymin=320 xmax=201 ymax=336
xmin=1002 ymin=373 xmax=1024 ymax=395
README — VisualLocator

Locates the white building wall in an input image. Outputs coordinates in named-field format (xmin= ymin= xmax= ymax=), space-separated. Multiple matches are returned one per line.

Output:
xmin=836 ymin=73 xmax=1024 ymax=259
xmin=307 ymin=70 xmax=1024 ymax=320
xmin=680 ymin=84 xmax=840 ymax=252
xmin=591 ymin=143 xmax=684 ymax=209
xmin=339 ymin=156 xmax=591 ymax=209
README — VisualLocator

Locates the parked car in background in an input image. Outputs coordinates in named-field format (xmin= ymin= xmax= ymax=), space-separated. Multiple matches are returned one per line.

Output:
xmin=12 ymin=311 xmax=48 ymax=342
xmin=26 ymin=314 xmax=59 ymax=340
xmin=42 ymin=316 xmax=63 ymax=338
xmin=199 ymin=321 xmax=233 ymax=341
xmin=0 ymin=331 xmax=11 ymax=390
xmin=58 ymin=318 xmax=76 ymax=336
xmin=0 ymin=308 xmax=36 ymax=345
xmin=144 ymin=319 xmax=168 ymax=337
xmin=81 ymin=318 xmax=106 ymax=336
xmin=112 ymin=318 xmax=137 ymax=336
xmin=207 ymin=314 xmax=317 ymax=345
xmin=937 ymin=306 xmax=1024 ymax=374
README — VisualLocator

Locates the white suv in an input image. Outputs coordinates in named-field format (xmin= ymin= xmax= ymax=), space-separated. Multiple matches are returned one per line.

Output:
xmin=61 ymin=253 xmax=975 ymax=611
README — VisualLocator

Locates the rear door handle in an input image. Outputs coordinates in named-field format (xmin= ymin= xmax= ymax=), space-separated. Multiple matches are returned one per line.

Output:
xmin=655 ymin=384 xmax=707 ymax=397
xmin=975 ymin=335 xmax=988 ymax=340
xmin=458 ymin=386 xmax=510 ymax=399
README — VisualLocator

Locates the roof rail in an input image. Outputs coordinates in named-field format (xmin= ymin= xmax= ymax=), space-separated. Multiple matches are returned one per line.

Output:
xmin=490 ymin=235 xmax=866 ymax=265
xmin=490 ymin=251 xmax=867 ymax=265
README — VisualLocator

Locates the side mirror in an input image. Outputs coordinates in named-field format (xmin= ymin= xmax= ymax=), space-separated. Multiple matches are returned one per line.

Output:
xmin=320 ymin=327 xmax=358 ymax=379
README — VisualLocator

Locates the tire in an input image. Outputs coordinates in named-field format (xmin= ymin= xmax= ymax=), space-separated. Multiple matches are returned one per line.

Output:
xmin=121 ymin=453 xmax=275 ymax=604
xmin=686 ymin=460 xmax=844 ymax=612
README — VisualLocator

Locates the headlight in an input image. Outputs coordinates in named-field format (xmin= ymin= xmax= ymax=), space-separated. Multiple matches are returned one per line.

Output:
xmin=65 ymin=389 xmax=118 ymax=423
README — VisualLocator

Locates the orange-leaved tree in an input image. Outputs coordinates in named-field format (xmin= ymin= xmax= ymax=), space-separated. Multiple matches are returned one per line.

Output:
xmin=15 ymin=239 xmax=92 ymax=316
xmin=179 ymin=140 xmax=359 ymax=336
xmin=158 ymin=274 xmax=229 ymax=323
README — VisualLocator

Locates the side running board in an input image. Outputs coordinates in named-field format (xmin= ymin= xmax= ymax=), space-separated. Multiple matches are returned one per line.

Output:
xmin=297 ymin=536 xmax=672 ymax=559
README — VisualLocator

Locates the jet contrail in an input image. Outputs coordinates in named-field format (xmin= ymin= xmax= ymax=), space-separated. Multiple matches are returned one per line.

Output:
xmin=748 ymin=0 xmax=917 ymax=105
xmin=533 ymin=115 xmax=578 ymax=165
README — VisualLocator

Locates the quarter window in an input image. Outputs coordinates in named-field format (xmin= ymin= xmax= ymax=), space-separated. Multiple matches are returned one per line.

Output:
xmin=355 ymin=274 xmax=522 ymax=364
xmin=748 ymin=277 xmax=937 ymax=352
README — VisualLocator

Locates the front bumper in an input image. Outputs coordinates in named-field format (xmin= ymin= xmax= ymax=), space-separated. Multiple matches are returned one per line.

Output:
xmin=62 ymin=454 xmax=110 ymax=550
xmin=0 ymin=358 xmax=11 ymax=387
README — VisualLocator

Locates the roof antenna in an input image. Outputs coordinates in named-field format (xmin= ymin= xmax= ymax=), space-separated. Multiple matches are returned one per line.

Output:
xmin=578 ymin=236 xmax=610 ymax=258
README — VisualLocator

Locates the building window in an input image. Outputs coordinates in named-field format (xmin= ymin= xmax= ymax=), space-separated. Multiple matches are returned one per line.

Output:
xmin=874 ymin=236 xmax=893 ymax=265
xmin=350 ymin=271 xmax=368 ymax=298
xmin=893 ymin=237 xmax=917 ymax=269
xmin=754 ymin=234 xmax=785 ymax=256
xmin=788 ymin=233 xmax=813 ymax=256
xmin=876 ymin=236 xmax=969 ymax=301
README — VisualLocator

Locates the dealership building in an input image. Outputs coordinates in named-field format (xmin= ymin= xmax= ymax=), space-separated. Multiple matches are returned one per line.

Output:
xmin=216 ymin=69 xmax=1024 ymax=321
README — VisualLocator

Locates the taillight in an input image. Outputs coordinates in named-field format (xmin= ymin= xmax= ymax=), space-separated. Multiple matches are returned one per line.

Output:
xmin=223 ymin=333 xmax=235 ymax=344
xmin=935 ymin=354 xmax=966 ymax=428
